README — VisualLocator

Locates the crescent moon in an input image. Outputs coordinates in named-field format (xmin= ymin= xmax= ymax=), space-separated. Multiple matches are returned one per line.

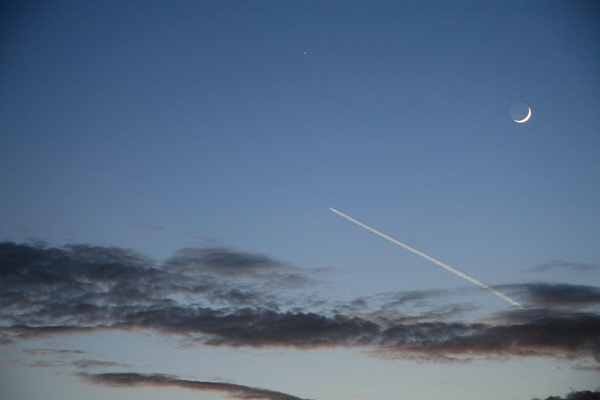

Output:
xmin=514 ymin=107 xmax=531 ymax=123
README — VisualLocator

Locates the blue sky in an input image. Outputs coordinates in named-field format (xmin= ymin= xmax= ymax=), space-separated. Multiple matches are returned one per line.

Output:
xmin=1 ymin=1 xmax=599 ymax=399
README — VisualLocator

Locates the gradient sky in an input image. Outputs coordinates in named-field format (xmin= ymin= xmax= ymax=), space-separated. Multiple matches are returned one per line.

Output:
xmin=1 ymin=1 xmax=600 ymax=399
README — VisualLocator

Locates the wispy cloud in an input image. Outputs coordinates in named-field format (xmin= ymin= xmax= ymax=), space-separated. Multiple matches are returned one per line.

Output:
xmin=133 ymin=223 xmax=214 ymax=241
xmin=531 ymin=260 xmax=600 ymax=273
xmin=79 ymin=372 xmax=312 ymax=400
xmin=19 ymin=347 xmax=131 ymax=370
xmin=22 ymin=348 xmax=87 ymax=357
xmin=133 ymin=223 xmax=167 ymax=232
xmin=71 ymin=359 xmax=132 ymax=369
xmin=16 ymin=358 xmax=132 ymax=370
xmin=1 ymin=241 xmax=599 ymax=365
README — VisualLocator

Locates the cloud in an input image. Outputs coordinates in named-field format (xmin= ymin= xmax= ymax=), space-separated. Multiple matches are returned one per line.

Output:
xmin=133 ymin=224 xmax=214 ymax=241
xmin=22 ymin=348 xmax=86 ymax=357
xmin=515 ymin=283 xmax=600 ymax=308
xmin=79 ymin=372 xmax=312 ymax=400
xmin=574 ymin=364 xmax=600 ymax=372
xmin=16 ymin=358 xmax=131 ymax=370
xmin=531 ymin=261 xmax=600 ymax=273
xmin=164 ymin=247 xmax=286 ymax=276
xmin=18 ymin=348 xmax=132 ymax=370
xmin=532 ymin=390 xmax=600 ymax=400
xmin=133 ymin=223 xmax=167 ymax=232
xmin=1 ymin=241 xmax=599 ymax=365
xmin=70 ymin=359 xmax=132 ymax=369
xmin=0 ymin=242 xmax=308 ymax=317
xmin=23 ymin=360 xmax=63 ymax=368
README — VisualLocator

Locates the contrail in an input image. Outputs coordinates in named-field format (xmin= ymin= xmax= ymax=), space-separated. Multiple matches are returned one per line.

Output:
xmin=329 ymin=207 xmax=524 ymax=309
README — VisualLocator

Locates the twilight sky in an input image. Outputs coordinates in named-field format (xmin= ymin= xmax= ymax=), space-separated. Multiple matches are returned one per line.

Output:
xmin=1 ymin=1 xmax=599 ymax=399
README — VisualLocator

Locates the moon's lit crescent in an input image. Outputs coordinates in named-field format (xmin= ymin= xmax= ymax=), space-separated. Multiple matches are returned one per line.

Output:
xmin=514 ymin=107 xmax=531 ymax=123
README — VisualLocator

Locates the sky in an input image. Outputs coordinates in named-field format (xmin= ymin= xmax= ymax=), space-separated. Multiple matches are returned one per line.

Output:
xmin=1 ymin=1 xmax=599 ymax=399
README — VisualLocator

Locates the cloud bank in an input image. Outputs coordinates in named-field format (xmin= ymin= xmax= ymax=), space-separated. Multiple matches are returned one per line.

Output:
xmin=1 ymin=241 xmax=599 ymax=365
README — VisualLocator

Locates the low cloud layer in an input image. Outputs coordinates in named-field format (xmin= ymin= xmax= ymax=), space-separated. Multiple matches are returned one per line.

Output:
xmin=1 ymin=241 xmax=599 ymax=365
xmin=79 ymin=372 xmax=311 ymax=400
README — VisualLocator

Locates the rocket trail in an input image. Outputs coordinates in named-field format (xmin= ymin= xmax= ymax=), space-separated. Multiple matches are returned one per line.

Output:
xmin=329 ymin=208 xmax=524 ymax=309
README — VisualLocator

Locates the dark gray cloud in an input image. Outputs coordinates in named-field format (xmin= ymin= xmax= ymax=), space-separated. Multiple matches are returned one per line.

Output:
xmin=165 ymin=247 xmax=283 ymax=276
xmin=0 ymin=242 xmax=308 ymax=321
xmin=532 ymin=390 xmax=600 ymax=400
xmin=1 ymin=241 xmax=599 ymax=365
xmin=516 ymin=283 xmax=600 ymax=308
xmin=79 ymin=372 xmax=312 ymax=400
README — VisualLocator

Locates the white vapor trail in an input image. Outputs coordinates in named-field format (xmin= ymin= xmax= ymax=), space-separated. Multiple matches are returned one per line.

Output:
xmin=329 ymin=208 xmax=524 ymax=309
